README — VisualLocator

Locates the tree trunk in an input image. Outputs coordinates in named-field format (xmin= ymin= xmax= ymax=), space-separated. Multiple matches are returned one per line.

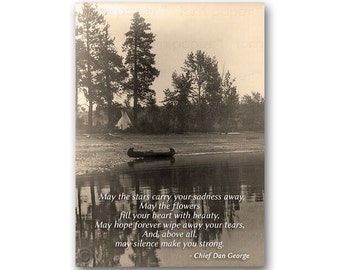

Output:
xmin=86 ymin=56 xmax=93 ymax=132
xmin=133 ymin=33 xmax=138 ymax=124
xmin=197 ymin=82 xmax=204 ymax=131
xmin=107 ymin=101 xmax=114 ymax=131
xmin=88 ymin=99 xmax=93 ymax=133
xmin=105 ymin=66 xmax=114 ymax=130
xmin=85 ymin=21 xmax=93 ymax=133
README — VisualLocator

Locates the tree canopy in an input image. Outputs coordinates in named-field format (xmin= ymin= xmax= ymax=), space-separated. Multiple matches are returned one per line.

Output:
xmin=76 ymin=3 xmax=106 ymax=131
xmin=95 ymin=24 xmax=127 ymax=129
xmin=122 ymin=12 xmax=159 ymax=124
xmin=76 ymin=7 xmax=264 ymax=134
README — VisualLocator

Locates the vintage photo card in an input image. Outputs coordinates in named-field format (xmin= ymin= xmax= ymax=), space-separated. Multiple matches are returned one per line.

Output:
xmin=76 ymin=2 xmax=264 ymax=267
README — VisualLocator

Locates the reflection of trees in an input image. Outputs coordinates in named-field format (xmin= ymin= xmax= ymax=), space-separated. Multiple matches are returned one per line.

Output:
xmin=76 ymin=155 xmax=264 ymax=266
xmin=129 ymin=176 xmax=160 ymax=267
xmin=76 ymin=175 xmax=132 ymax=267
xmin=223 ymin=162 xmax=241 ymax=228
xmin=167 ymin=161 xmax=240 ymax=244
xmin=240 ymin=163 xmax=264 ymax=202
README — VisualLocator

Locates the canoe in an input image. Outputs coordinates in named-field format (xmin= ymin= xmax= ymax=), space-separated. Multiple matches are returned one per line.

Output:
xmin=127 ymin=148 xmax=176 ymax=158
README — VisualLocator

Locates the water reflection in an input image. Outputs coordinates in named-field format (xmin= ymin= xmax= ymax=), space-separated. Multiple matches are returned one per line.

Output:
xmin=128 ymin=156 xmax=176 ymax=168
xmin=76 ymin=153 xmax=264 ymax=267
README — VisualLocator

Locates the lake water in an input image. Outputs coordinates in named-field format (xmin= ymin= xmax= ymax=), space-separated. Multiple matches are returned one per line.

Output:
xmin=76 ymin=152 xmax=264 ymax=267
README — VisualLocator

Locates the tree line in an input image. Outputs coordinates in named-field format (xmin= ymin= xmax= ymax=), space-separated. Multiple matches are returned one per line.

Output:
xmin=76 ymin=3 xmax=264 ymax=134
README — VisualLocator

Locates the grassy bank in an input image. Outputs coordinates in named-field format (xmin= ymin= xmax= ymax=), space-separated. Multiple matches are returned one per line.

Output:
xmin=76 ymin=131 xmax=264 ymax=175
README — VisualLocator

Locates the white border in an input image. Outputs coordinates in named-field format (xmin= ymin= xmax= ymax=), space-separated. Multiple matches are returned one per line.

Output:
xmin=1 ymin=1 xmax=340 ymax=269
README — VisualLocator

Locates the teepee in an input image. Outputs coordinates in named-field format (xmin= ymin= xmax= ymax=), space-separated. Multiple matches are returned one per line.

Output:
xmin=115 ymin=110 xmax=132 ymax=130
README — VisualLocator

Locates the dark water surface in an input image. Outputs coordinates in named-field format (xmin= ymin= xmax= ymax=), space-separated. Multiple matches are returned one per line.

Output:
xmin=76 ymin=152 xmax=264 ymax=267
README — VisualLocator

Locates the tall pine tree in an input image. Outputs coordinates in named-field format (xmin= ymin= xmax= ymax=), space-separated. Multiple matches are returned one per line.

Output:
xmin=123 ymin=12 xmax=159 ymax=124
xmin=76 ymin=3 xmax=106 ymax=132
xmin=96 ymin=24 xmax=127 ymax=130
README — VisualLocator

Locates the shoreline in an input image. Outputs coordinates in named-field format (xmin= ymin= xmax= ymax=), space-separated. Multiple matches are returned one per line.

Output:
xmin=76 ymin=132 xmax=264 ymax=175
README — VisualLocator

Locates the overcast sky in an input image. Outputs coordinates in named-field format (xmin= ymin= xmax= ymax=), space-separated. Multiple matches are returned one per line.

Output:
xmin=77 ymin=2 xmax=264 ymax=104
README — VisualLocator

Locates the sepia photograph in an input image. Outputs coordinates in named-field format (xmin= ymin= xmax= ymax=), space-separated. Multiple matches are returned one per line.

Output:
xmin=75 ymin=2 xmax=264 ymax=267
xmin=4 ymin=1 xmax=340 ymax=270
